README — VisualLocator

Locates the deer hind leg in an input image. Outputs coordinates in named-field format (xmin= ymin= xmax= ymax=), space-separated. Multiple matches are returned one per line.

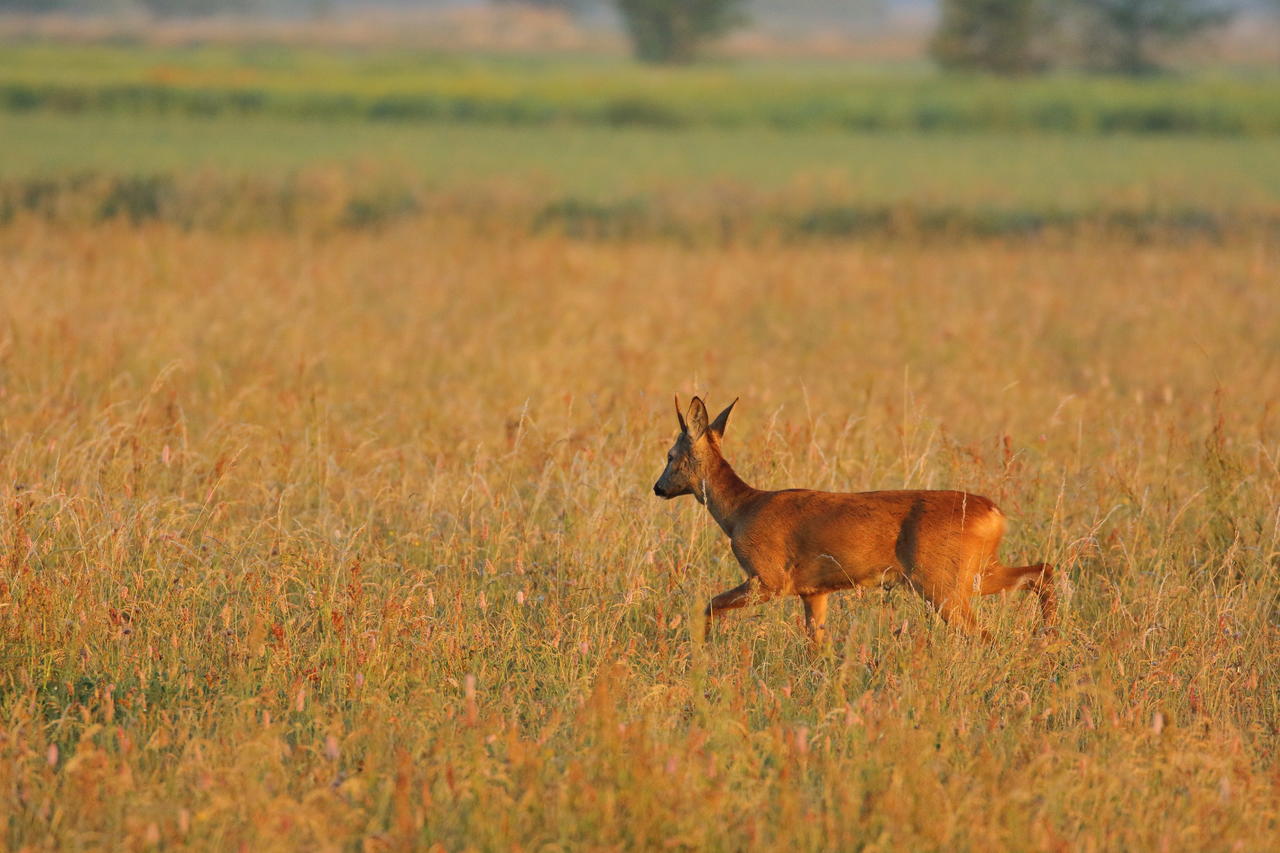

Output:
xmin=933 ymin=593 xmax=985 ymax=638
xmin=980 ymin=563 xmax=1056 ymax=626
xmin=906 ymin=574 xmax=985 ymax=638
xmin=704 ymin=577 xmax=773 ymax=640
xmin=801 ymin=593 xmax=830 ymax=648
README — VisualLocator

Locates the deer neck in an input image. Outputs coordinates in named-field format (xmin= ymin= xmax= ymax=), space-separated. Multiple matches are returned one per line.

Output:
xmin=698 ymin=449 xmax=756 ymax=537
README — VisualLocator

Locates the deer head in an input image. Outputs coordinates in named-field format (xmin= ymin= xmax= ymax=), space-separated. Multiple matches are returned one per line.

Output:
xmin=653 ymin=395 xmax=736 ymax=503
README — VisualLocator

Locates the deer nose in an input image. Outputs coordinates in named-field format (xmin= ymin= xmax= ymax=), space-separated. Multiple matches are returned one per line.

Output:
xmin=653 ymin=483 xmax=665 ymax=497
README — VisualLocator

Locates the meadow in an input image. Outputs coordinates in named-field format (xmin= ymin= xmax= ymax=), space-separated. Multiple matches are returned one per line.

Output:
xmin=1 ymin=37 xmax=1279 ymax=852
xmin=2 ymin=117 xmax=1280 ymax=243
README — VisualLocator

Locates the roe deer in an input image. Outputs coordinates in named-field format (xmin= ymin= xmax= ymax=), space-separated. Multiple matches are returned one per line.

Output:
xmin=653 ymin=396 xmax=1055 ymax=645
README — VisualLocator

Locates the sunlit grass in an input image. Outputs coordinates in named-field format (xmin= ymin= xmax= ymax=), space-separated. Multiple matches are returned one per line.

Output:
xmin=0 ymin=219 xmax=1276 ymax=848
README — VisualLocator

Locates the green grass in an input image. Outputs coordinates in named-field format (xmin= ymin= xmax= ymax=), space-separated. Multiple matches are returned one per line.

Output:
xmin=4 ymin=114 xmax=1280 ymax=214
xmin=3 ymin=42 xmax=1280 ymax=134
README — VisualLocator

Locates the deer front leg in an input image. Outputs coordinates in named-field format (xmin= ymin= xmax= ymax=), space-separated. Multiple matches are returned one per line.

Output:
xmin=704 ymin=577 xmax=772 ymax=640
xmin=801 ymin=592 xmax=830 ymax=648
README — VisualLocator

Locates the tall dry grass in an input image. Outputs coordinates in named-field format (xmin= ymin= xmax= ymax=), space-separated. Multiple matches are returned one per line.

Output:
xmin=0 ymin=219 xmax=1277 ymax=849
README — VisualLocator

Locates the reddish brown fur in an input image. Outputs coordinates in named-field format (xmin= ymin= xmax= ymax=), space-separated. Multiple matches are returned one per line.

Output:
xmin=654 ymin=396 xmax=1055 ymax=644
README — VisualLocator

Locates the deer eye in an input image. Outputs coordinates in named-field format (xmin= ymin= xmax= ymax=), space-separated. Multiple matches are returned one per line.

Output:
xmin=667 ymin=453 xmax=675 ymax=463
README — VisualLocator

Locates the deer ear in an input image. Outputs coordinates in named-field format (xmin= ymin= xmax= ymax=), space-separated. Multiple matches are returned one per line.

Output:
xmin=687 ymin=396 xmax=710 ymax=439
xmin=709 ymin=398 xmax=737 ymax=439
xmin=674 ymin=394 xmax=688 ymax=433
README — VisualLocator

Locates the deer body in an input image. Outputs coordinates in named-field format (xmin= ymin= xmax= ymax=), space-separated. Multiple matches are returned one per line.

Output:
xmin=655 ymin=397 xmax=1055 ymax=644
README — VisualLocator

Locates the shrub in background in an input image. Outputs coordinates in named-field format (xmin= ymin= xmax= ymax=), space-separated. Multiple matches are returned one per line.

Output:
xmin=615 ymin=0 xmax=748 ymax=63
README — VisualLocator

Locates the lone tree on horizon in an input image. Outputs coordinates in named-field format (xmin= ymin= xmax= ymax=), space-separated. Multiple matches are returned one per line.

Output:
xmin=931 ymin=0 xmax=1046 ymax=74
xmin=1069 ymin=0 xmax=1236 ymax=74
xmin=615 ymin=0 xmax=748 ymax=63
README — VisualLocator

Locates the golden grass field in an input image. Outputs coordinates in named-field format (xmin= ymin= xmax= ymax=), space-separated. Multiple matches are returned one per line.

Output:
xmin=0 ymin=213 xmax=1277 ymax=849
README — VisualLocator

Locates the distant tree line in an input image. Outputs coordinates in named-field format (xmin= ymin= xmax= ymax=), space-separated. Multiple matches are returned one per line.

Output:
xmin=614 ymin=0 xmax=1256 ymax=71
xmin=510 ymin=0 xmax=1263 ymax=71
xmin=931 ymin=0 xmax=1242 ymax=74
xmin=0 ymin=0 xmax=1270 ymax=74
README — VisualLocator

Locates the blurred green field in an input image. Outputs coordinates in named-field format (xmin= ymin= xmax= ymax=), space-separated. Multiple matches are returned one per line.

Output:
xmin=5 ymin=114 xmax=1280 ymax=210
xmin=4 ymin=42 xmax=1280 ymax=134
xmin=3 ymin=41 xmax=1279 ymax=238
xmin=3 ymin=113 xmax=1280 ymax=240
